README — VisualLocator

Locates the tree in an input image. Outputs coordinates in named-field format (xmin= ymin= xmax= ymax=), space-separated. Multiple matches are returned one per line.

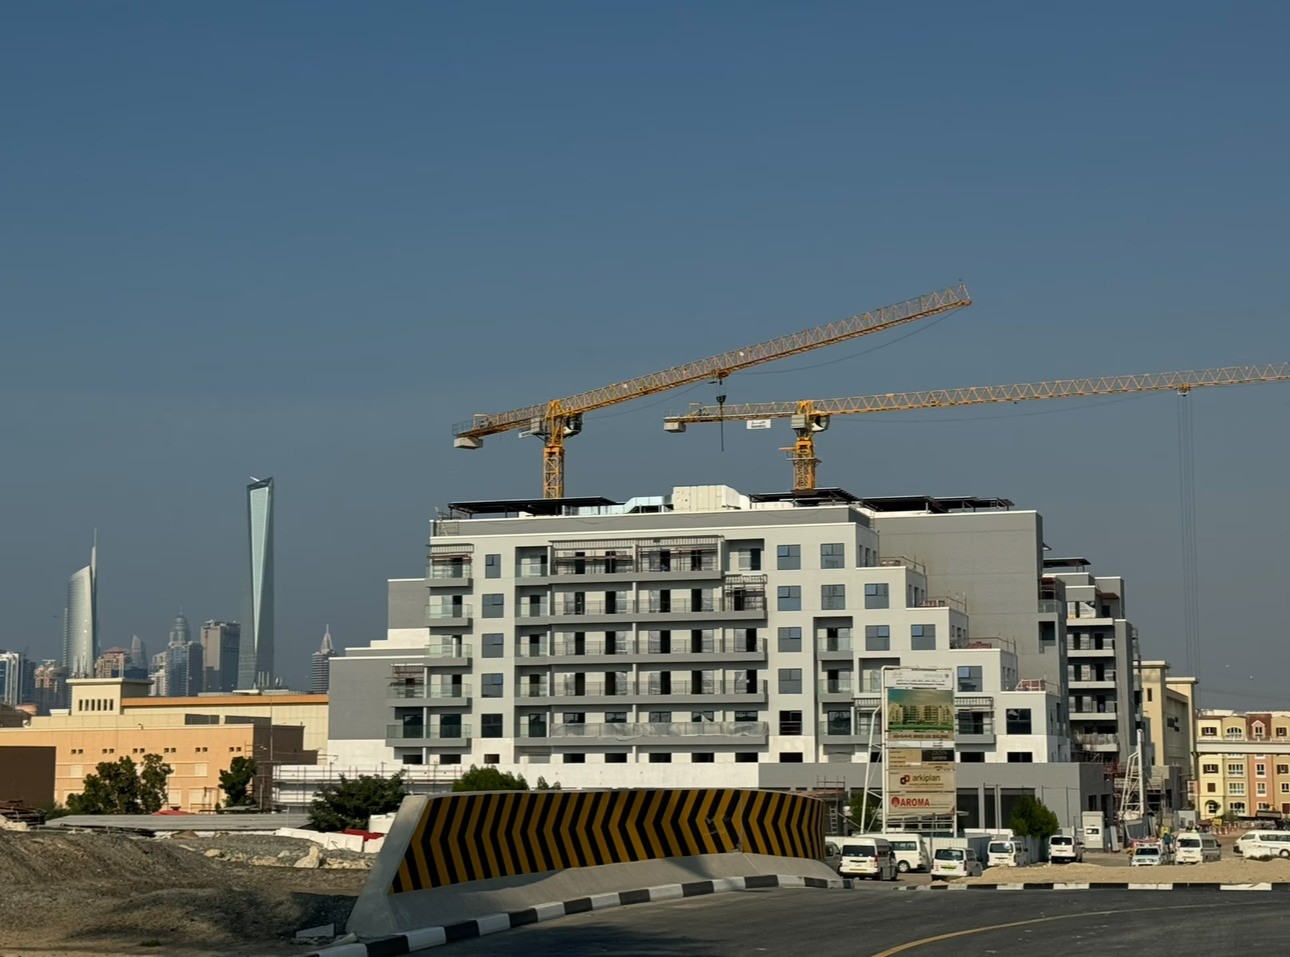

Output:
xmin=452 ymin=765 xmax=529 ymax=792
xmin=847 ymin=790 xmax=881 ymax=833
xmin=1009 ymin=795 xmax=1061 ymax=841
xmin=535 ymin=776 xmax=549 ymax=790
xmin=219 ymin=756 xmax=258 ymax=808
xmin=65 ymin=755 xmax=172 ymax=815
xmin=308 ymin=772 xmax=406 ymax=832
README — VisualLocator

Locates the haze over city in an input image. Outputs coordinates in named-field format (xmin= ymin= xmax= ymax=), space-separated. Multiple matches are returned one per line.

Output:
xmin=3 ymin=3 xmax=1288 ymax=699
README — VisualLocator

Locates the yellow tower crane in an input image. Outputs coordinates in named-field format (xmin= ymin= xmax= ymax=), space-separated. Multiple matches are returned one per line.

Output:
xmin=453 ymin=284 xmax=972 ymax=498
xmin=662 ymin=363 xmax=1290 ymax=491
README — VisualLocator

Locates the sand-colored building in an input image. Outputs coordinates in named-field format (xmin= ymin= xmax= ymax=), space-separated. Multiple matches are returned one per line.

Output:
xmin=0 ymin=678 xmax=326 ymax=812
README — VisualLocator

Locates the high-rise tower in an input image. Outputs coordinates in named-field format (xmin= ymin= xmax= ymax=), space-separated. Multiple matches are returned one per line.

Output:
xmin=200 ymin=620 xmax=241 ymax=693
xmin=61 ymin=536 xmax=98 ymax=678
xmin=239 ymin=477 xmax=275 ymax=689
xmin=309 ymin=625 xmax=335 ymax=694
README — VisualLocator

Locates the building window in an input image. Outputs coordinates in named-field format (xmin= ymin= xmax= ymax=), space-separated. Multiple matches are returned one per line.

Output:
xmin=777 ymin=627 xmax=802 ymax=653
xmin=692 ymin=752 xmax=715 ymax=763
xmin=484 ymin=553 xmax=501 ymax=579
xmin=1202 ymin=763 xmax=1219 ymax=774
xmin=484 ymin=753 xmax=500 ymax=764
xmin=1200 ymin=726 xmax=1217 ymax=737
xmin=1007 ymin=752 xmax=1034 ymax=763
xmin=439 ymin=754 xmax=462 ymax=765
xmin=649 ymin=711 xmax=672 ymax=723
xmin=564 ymin=753 xmax=585 ymax=763
xmin=1225 ymin=726 xmax=1243 ymax=739
xmin=734 ymin=710 xmax=759 ymax=723
xmin=864 ymin=625 xmax=890 ymax=652
xmin=959 ymin=752 xmax=986 ymax=763
xmin=779 ymin=752 xmax=804 ymax=763
xmin=777 ymin=585 xmax=801 ymax=611
xmin=1281 ymin=783 xmax=1290 ymax=794
xmin=1227 ymin=763 xmax=1245 ymax=776
xmin=482 ymin=633 xmax=504 ymax=658
xmin=1257 ymin=783 xmax=1268 ymax=796
xmin=820 ymin=584 xmax=846 ymax=611
xmin=820 ymin=543 xmax=845 ymax=569
xmin=864 ymin=583 xmax=889 ymax=609
xmin=1253 ymin=722 xmax=1267 ymax=740
xmin=779 ymin=710 xmax=803 ymax=735
xmin=481 ymin=714 xmax=503 ymax=738
xmin=606 ymin=711 xmax=627 ymax=724
xmin=957 ymin=666 xmax=983 ymax=693
xmin=910 ymin=624 xmax=936 ymax=651
xmin=606 ymin=752 xmax=628 ymax=763
xmin=776 ymin=544 xmax=801 ymax=570
xmin=648 ymin=752 xmax=672 ymax=763
xmin=1278 ymin=764 xmax=1289 ymax=775
xmin=481 ymin=594 xmax=505 ymax=618
xmin=1206 ymin=783 xmax=1217 ymax=792
xmin=1006 ymin=709 xmax=1032 ymax=734
xmin=735 ymin=752 xmax=759 ymax=763
xmin=1229 ymin=782 xmax=1246 ymax=795
xmin=824 ymin=709 xmax=851 ymax=735
xmin=1278 ymin=727 xmax=1288 ymax=738
xmin=1257 ymin=763 xmax=1267 ymax=777
xmin=482 ymin=673 xmax=504 ymax=697
xmin=778 ymin=669 xmax=803 ymax=694
xmin=740 ymin=548 xmax=763 ymax=572
xmin=563 ymin=712 xmax=586 ymax=725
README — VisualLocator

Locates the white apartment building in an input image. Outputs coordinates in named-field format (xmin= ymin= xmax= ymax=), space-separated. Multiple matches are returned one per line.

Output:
xmin=327 ymin=486 xmax=1070 ymax=791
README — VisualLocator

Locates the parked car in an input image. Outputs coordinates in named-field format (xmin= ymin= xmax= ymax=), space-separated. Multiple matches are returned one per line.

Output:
xmin=838 ymin=839 xmax=899 ymax=881
xmin=874 ymin=833 xmax=931 ymax=873
xmin=987 ymin=839 xmax=1030 ymax=868
xmin=1129 ymin=843 xmax=1171 ymax=867
xmin=930 ymin=846 xmax=983 ymax=880
xmin=1173 ymin=831 xmax=1221 ymax=864
xmin=1048 ymin=833 xmax=1085 ymax=863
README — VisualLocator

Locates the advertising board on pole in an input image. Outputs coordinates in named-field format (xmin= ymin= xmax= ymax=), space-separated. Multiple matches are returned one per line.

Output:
xmin=882 ymin=667 xmax=957 ymax=826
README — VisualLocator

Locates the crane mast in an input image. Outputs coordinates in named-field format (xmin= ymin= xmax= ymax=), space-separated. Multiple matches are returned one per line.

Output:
xmin=663 ymin=363 xmax=1290 ymax=491
xmin=453 ymin=284 xmax=971 ymax=498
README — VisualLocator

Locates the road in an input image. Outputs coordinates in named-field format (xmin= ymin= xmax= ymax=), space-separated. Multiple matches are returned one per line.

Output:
xmin=440 ymin=885 xmax=1288 ymax=956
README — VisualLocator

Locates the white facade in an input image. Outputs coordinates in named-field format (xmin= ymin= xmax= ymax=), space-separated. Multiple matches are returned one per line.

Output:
xmin=328 ymin=486 xmax=1069 ymax=786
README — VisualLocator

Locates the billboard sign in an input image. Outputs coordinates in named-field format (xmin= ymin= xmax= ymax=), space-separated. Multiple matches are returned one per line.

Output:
xmin=883 ymin=668 xmax=956 ymax=824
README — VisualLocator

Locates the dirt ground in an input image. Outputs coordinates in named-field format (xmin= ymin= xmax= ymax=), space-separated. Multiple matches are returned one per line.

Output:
xmin=0 ymin=830 xmax=368 ymax=957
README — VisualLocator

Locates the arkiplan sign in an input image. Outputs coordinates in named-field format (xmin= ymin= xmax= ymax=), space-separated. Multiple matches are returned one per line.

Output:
xmin=883 ymin=668 xmax=956 ymax=823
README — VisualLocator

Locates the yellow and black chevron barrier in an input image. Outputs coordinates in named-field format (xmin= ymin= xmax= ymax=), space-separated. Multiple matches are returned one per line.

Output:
xmin=391 ymin=788 xmax=824 ymax=893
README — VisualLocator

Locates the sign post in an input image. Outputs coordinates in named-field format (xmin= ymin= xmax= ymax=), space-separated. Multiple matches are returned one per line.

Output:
xmin=881 ymin=667 xmax=956 ymax=833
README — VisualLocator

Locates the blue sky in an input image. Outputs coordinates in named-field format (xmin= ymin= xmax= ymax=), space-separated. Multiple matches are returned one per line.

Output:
xmin=2 ymin=3 xmax=1287 ymax=701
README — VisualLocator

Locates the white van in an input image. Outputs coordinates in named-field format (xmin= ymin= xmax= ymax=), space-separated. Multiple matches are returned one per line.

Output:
xmin=987 ymin=838 xmax=1030 ymax=868
xmin=1173 ymin=831 xmax=1221 ymax=864
xmin=1048 ymin=833 xmax=1084 ymax=863
xmin=839 ymin=838 xmax=898 ymax=881
xmin=1237 ymin=831 xmax=1290 ymax=859
xmin=876 ymin=833 xmax=931 ymax=873
xmin=931 ymin=846 xmax=983 ymax=879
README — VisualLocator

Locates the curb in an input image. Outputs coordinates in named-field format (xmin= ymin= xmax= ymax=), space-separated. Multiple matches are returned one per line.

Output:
xmin=303 ymin=874 xmax=844 ymax=957
xmin=900 ymin=882 xmax=1290 ymax=892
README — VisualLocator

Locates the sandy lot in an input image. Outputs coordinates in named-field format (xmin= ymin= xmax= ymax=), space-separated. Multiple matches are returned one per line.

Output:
xmin=0 ymin=830 xmax=368 ymax=957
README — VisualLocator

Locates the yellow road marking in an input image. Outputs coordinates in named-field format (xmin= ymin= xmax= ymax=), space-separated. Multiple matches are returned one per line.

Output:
xmin=869 ymin=902 xmax=1243 ymax=957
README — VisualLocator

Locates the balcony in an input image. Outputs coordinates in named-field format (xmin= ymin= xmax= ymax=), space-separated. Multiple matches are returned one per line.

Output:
xmin=424 ymin=642 xmax=472 ymax=667
xmin=427 ymin=563 xmax=472 ymax=588
xmin=1069 ymin=672 xmax=1117 ymax=689
xmin=517 ymin=679 xmax=638 ymax=705
xmin=1070 ymin=707 xmax=1118 ymax=721
xmin=518 ymin=598 xmax=636 ymax=625
xmin=880 ymin=555 xmax=926 ymax=575
xmin=517 ymin=636 xmax=640 ymax=665
xmin=641 ymin=636 xmax=767 ymax=663
xmin=385 ymin=722 xmax=472 ymax=748
xmin=637 ymin=594 xmax=767 ymax=623
xmin=1075 ymin=732 xmax=1120 ymax=752
xmin=1037 ymin=598 xmax=1064 ymax=615
xmin=426 ymin=603 xmax=472 ymax=628
xmin=917 ymin=595 xmax=967 ymax=613
xmin=518 ymin=720 xmax=769 ymax=745
xmin=816 ymin=636 xmax=853 ymax=660
xmin=818 ymin=719 xmax=876 ymax=746
xmin=641 ymin=677 xmax=767 ymax=705
xmin=386 ymin=683 xmax=472 ymax=707
xmin=817 ymin=678 xmax=854 ymax=702
xmin=1068 ymin=641 xmax=1115 ymax=657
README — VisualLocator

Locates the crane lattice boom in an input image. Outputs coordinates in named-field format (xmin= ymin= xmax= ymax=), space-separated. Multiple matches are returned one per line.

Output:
xmin=667 ymin=364 xmax=1290 ymax=421
xmin=663 ymin=363 xmax=1290 ymax=491
xmin=453 ymin=283 xmax=972 ymax=499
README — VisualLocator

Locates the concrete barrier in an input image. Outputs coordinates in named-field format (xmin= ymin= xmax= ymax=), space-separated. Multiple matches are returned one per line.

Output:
xmin=347 ymin=787 xmax=832 ymax=939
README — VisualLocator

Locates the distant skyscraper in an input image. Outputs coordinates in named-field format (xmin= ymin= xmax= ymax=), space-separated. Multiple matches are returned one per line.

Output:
xmin=200 ymin=620 xmax=241 ymax=693
xmin=239 ymin=477 xmax=275 ymax=690
xmin=61 ymin=536 xmax=98 ymax=678
xmin=0 ymin=651 xmax=27 ymax=706
xmin=33 ymin=661 xmax=69 ymax=714
xmin=169 ymin=614 xmax=190 ymax=646
xmin=310 ymin=625 xmax=336 ymax=694
xmin=129 ymin=634 xmax=147 ymax=670
xmin=94 ymin=648 xmax=130 ymax=679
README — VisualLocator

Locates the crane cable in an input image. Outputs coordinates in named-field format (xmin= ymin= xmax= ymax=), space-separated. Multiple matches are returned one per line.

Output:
xmin=1177 ymin=392 xmax=1202 ymax=688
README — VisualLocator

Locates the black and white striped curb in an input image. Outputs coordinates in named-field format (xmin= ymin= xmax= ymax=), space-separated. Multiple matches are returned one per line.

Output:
xmin=901 ymin=881 xmax=1290 ymax=892
xmin=303 ymin=874 xmax=843 ymax=957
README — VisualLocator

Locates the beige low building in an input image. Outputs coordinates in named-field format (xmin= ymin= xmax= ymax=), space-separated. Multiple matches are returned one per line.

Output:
xmin=0 ymin=678 xmax=326 ymax=812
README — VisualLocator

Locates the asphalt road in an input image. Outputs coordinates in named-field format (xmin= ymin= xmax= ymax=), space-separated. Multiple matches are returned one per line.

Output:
xmin=439 ymin=886 xmax=1290 ymax=957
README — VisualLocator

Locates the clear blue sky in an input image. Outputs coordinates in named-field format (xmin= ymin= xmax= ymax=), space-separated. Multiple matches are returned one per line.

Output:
xmin=2 ymin=3 xmax=1287 ymax=701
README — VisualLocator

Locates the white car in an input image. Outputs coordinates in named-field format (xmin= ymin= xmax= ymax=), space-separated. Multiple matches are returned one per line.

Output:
xmin=1129 ymin=844 xmax=1171 ymax=867
xmin=1048 ymin=834 xmax=1085 ymax=863
xmin=930 ymin=847 xmax=983 ymax=880
xmin=839 ymin=840 xmax=899 ymax=881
